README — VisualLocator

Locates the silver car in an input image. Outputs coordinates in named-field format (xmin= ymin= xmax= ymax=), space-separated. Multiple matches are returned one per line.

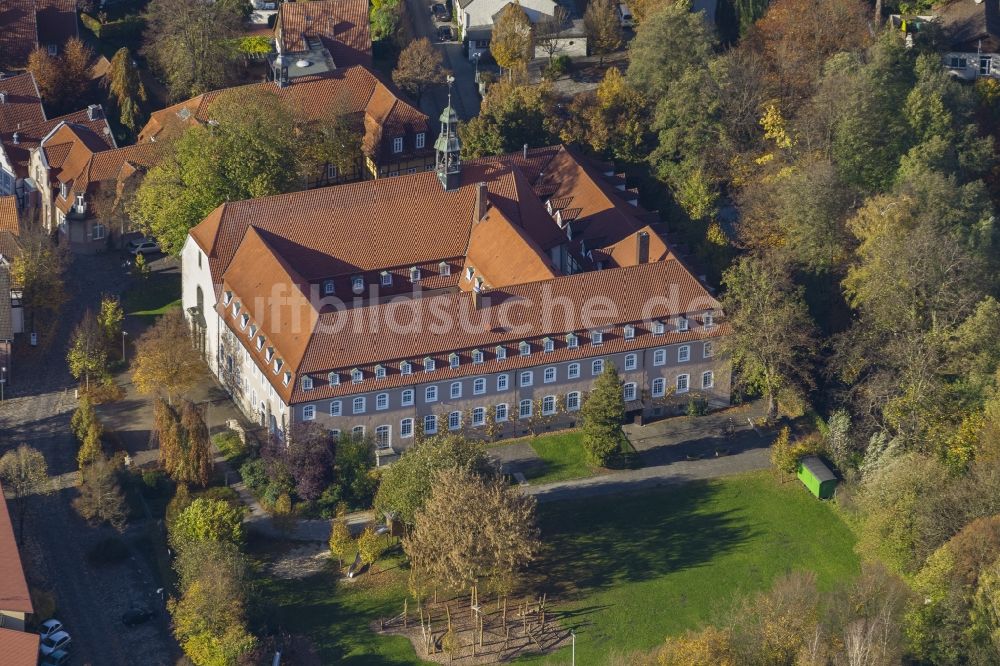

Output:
xmin=39 ymin=630 xmax=71 ymax=656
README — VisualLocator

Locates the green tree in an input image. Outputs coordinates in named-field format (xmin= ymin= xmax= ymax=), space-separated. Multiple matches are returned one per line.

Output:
xmin=392 ymin=38 xmax=448 ymax=104
xmin=97 ymin=294 xmax=124 ymax=353
xmin=370 ymin=0 xmax=402 ymax=42
xmin=71 ymin=394 xmax=98 ymax=443
xmin=356 ymin=525 xmax=387 ymax=572
xmin=491 ymin=2 xmax=533 ymax=72
xmin=562 ymin=67 xmax=650 ymax=163
xmin=168 ymin=498 xmax=245 ymax=554
xmin=328 ymin=516 xmax=353 ymax=568
xmin=0 ymin=445 xmax=50 ymax=543
xmin=627 ymin=1 xmax=715 ymax=102
xmin=77 ymin=419 xmax=105 ymax=469
xmin=720 ymin=256 xmax=817 ymax=420
xmin=583 ymin=0 xmax=623 ymax=66
xmin=11 ymin=227 xmax=68 ymax=347
xmin=131 ymin=310 xmax=204 ymax=403
xmin=106 ymin=47 xmax=148 ymax=132
xmin=73 ymin=456 xmax=127 ymax=530
xmin=374 ymin=434 xmax=492 ymax=526
xmin=459 ymin=79 xmax=556 ymax=159
xmin=579 ymin=362 xmax=626 ymax=466
xmin=67 ymin=310 xmax=110 ymax=390
xmin=177 ymin=401 xmax=213 ymax=487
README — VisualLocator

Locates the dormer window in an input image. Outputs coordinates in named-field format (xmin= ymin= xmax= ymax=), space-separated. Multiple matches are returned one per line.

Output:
xmin=474 ymin=277 xmax=484 ymax=292
xmin=566 ymin=333 xmax=578 ymax=349
xmin=653 ymin=321 xmax=665 ymax=336
xmin=375 ymin=364 xmax=386 ymax=379
xmin=449 ymin=353 xmax=459 ymax=369
xmin=283 ymin=371 xmax=291 ymax=386
xmin=543 ymin=337 xmax=554 ymax=353
xmin=466 ymin=266 xmax=474 ymax=280
xmin=393 ymin=137 xmax=404 ymax=153
xmin=496 ymin=345 xmax=507 ymax=360
xmin=410 ymin=266 xmax=421 ymax=282
xmin=624 ymin=325 xmax=635 ymax=340
xmin=424 ymin=357 xmax=435 ymax=372
xmin=59 ymin=182 xmax=67 ymax=199
xmin=273 ymin=358 xmax=283 ymax=374
xmin=400 ymin=360 xmax=412 ymax=375
xmin=323 ymin=280 xmax=335 ymax=295
xmin=265 ymin=347 xmax=275 ymax=362
xmin=591 ymin=331 xmax=604 ymax=346
xmin=223 ymin=291 xmax=233 ymax=305
xmin=519 ymin=341 xmax=530 ymax=356
xmin=328 ymin=372 xmax=340 ymax=385
xmin=302 ymin=376 xmax=314 ymax=391
xmin=704 ymin=313 xmax=715 ymax=328
xmin=256 ymin=335 xmax=265 ymax=351
xmin=380 ymin=271 xmax=392 ymax=286
xmin=678 ymin=317 xmax=689 ymax=332
xmin=351 ymin=368 xmax=363 ymax=383
xmin=249 ymin=324 xmax=257 ymax=338
xmin=352 ymin=276 xmax=364 ymax=294
xmin=232 ymin=301 xmax=241 ymax=316
xmin=416 ymin=132 xmax=426 ymax=149
xmin=75 ymin=194 xmax=85 ymax=213
xmin=437 ymin=261 xmax=450 ymax=276
xmin=472 ymin=349 xmax=484 ymax=364
xmin=240 ymin=313 xmax=249 ymax=329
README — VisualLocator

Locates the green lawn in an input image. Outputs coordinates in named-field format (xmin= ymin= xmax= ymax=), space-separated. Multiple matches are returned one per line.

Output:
xmin=524 ymin=431 xmax=597 ymax=484
xmin=257 ymin=471 xmax=857 ymax=664
xmin=123 ymin=272 xmax=181 ymax=318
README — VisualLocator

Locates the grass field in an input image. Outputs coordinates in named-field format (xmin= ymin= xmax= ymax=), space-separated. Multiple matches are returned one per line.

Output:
xmin=525 ymin=431 xmax=597 ymax=484
xmin=123 ymin=272 xmax=181 ymax=318
xmin=259 ymin=471 xmax=858 ymax=664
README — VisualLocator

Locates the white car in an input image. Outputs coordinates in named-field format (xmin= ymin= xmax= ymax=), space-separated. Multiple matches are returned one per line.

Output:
xmin=617 ymin=2 xmax=634 ymax=27
xmin=39 ymin=630 xmax=71 ymax=656
xmin=39 ymin=619 xmax=63 ymax=640
xmin=127 ymin=238 xmax=161 ymax=256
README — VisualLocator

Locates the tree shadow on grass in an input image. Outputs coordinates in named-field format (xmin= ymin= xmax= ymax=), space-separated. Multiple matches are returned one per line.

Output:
xmin=527 ymin=479 xmax=754 ymax=598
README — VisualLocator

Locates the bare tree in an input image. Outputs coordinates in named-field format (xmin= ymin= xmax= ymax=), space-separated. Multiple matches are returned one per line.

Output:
xmin=0 ymin=445 xmax=50 ymax=543
xmin=535 ymin=6 xmax=570 ymax=63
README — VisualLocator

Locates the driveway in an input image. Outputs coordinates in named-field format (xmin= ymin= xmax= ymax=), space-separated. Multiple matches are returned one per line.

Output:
xmin=0 ymin=252 xmax=180 ymax=665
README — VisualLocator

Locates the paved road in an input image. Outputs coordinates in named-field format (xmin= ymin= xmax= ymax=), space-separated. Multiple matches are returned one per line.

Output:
xmin=0 ymin=252 xmax=179 ymax=665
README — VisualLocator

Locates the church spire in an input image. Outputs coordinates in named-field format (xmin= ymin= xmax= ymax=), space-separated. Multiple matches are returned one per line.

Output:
xmin=435 ymin=75 xmax=461 ymax=191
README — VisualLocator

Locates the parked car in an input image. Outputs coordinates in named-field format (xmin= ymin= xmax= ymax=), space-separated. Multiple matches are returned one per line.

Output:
xmin=40 ymin=649 xmax=70 ymax=666
xmin=122 ymin=606 xmax=156 ymax=627
xmin=437 ymin=25 xmax=453 ymax=41
xmin=39 ymin=630 xmax=71 ymax=656
xmin=617 ymin=2 xmax=634 ymax=28
xmin=432 ymin=3 xmax=450 ymax=21
xmin=127 ymin=238 xmax=161 ymax=256
xmin=38 ymin=619 xmax=63 ymax=640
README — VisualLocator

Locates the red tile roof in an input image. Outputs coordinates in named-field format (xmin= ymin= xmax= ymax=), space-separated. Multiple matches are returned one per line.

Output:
xmin=2 ymin=107 xmax=114 ymax=178
xmin=0 ymin=480 xmax=33 ymax=616
xmin=35 ymin=0 xmax=77 ymax=49
xmin=0 ymin=73 xmax=46 ymax=132
xmin=276 ymin=0 xmax=372 ymax=68
xmin=0 ymin=627 xmax=39 ymax=666
xmin=0 ymin=0 xmax=37 ymax=67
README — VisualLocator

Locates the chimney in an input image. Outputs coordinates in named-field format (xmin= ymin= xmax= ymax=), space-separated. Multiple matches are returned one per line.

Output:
xmin=636 ymin=230 xmax=650 ymax=265
xmin=522 ymin=143 xmax=528 ymax=159
xmin=474 ymin=181 xmax=488 ymax=221
xmin=86 ymin=104 xmax=101 ymax=121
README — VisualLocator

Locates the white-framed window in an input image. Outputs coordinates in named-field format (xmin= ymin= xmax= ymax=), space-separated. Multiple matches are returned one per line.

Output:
xmin=466 ymin=266 xmax=475 ymax=280
xmin=450 ymin=382 xmax=462 ymax=399
xmin=472 ymin=407 xmax=485 ymax=426
xmin=624 ymin=325 xmax=635 ymax=340
xmin=542 ymin=395 xmax=556 ymax=415
xmin=92 ymin=223 xmax=106 ymax=241
xmin=625 ymin=354 xmax=638 ymax=371
xmin=520 ymin=371 xmax=533 ymax=387
xmin=240 ymin=313 xmax=249 ymax=329
xmin=653 ymin=321 xmax=665 ymax=336
xmin=375 ymin=425 xmax=391 ymax=449
xmin=495 ymin=403 xmax=508 ymax=421
xmin=473 ymin=377 xmax=486 ymax=395
xmin=497 ymin=374 xmax=509 ymax=391
xmin=702 ymin=371 xmax=714 ymax=389
xmin=472 ymin=349 xmax=484 ymax=364
xmin=327 ymin=163 xmax=338 ymax=180
xmin=496 ymin=345 xmax=507 ymax=360
xmin=331 ymin=400 xmax=343 ymax=416
xmin=519 ymin=341 xmax=531 ymax=356
xmin=303 ymin=405 xmax=316 ymax=420
xmin=353 ymin=397 xmax=366 ymax=414
xmin=376 ymin=393 xmax=389 ymax=410
xmin=402 ymin=389 xmax=415 ymax=406
xmin=448 ymin=411 xmax=462 ymax=430
xmin=393 ymin=137 xmax=404 ymax=153
xmin=677 ymin=374 xmax=690 ymax=393
xmin=257 ymin=336 xmax=266 ymax=351
xmin=568 ymin=363 xmax=580 ymax=379
xmin=424 ymin=357 xmax=436 ymax=372
xmin=330 ymin=429 xmax=341 ymax=442
xmin=401 ymin=418 xmax=414 ymax=438
xmin=400 ymin=361 xmax=413 ymax=375
xmin=566 ymin=333 xmax=579 ymax=349
xmin=543 ymin=367 xmax=556 ymax=383
xmin=375 ymin=365 xmax=387 ymax=379
xmin=410 ymin=266 xmax=422 ymax=282
xmin=416 ymin=132 xmax=426 ymax=149
xmin=324 ymin=280 xmax=335 ymax=295
xmin=566 ymin=391 xmax=581 ymax=411
xmin=651 ymin=378 xmax=666 ymax=397
xmin=302 ymin=376 xmax=314 ymax=391
xmin=591 ymin=330 xmax=604 ymax=346
xmin=704 ymin=342 xmax=714 ymax=358
xmin=439 ymin=261 xmax=451 ymax=276
xmin=425 ymin=385 xmax=438 ymax=402
xmin=543 ymin=337 xmax=554 ymax=353
xmin=519 ymin=399 xmax=533 ymax=419
xmin=592 ymin=359 xmax=604 ymax=375
xmin=653 ymin=349 xmax=666 ymax=366
xmin=352 ymin=425 xmax=366 ymax=438
xmin=352 ymin=368 xmax=363 ymax=383
xmin=704 ymin=313 xmax=714 ymax=328
xmin=623 ymin=382 xmax=637 ymax=401
xmin=678 ymin=345 xmax=690 ymax=363
xmin=678 ymin=317 xmax=689 ymax=332
xmin=424 ymin=414 xmax=438 ymax=434
xmin=449 ymin=353 xmax=460 ymax=369
xmin=381 ymin=271 xmax=392 ymax=286
xmin=352 ymin=276 xmax=364 ymax=292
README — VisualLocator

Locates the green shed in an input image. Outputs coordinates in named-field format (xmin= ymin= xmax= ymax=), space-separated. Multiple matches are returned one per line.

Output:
xmin=797 ymin=456 xmax=837 ymax=499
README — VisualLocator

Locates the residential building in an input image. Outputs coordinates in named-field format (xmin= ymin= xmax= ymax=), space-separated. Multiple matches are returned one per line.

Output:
xmin=182 ymin=99 xmax=729 ymax=455
xmin=272 ymin=0 xmax=372 ymax=78
xmin=0 ymin=195 xmax=22 ymax=378
xmin=137 ymin=67 xmax=433 ymax=183
xmin=0 ymin=0 xmax=78 ymax=68
xmin=30 ymin=120 xmax=159 ymax=250
xmin=0 ymin=71 xmax=114 ymax=211
xmin=460 ymin=0 xmax=587 ymax=61
xmin=892 ymin=0 xmax=1000 ymax=79
xmin=0 ymin=480 xmax=33 ymax=633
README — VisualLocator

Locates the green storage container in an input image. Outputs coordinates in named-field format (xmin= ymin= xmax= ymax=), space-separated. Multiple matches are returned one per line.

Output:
xmin=797 ymin=455 xmax=837 ymax=499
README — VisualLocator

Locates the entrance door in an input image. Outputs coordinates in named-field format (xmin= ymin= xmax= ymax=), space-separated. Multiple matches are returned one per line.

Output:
xmin=375 ymin=425 xmax=392 ymax=450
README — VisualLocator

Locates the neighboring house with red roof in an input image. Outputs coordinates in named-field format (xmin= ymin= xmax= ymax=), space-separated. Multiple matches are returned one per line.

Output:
xmin=29 ymin=121 xmax=158 ymax=251
xmin=0 ymin=480 xmax=33 ymax=632
xmin=0 ymin=0 xmax=78 ymax=69
xmin=182 ymin=105 xmax=729 ymax=451
xmin=273 ymin=0 xmax=372 ymax=76
xmin=137 ymin=66 xmax=433 ymax=184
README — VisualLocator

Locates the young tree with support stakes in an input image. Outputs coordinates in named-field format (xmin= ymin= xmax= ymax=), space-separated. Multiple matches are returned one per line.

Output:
xmin=67 ymin=310 xmax=110 ymax=390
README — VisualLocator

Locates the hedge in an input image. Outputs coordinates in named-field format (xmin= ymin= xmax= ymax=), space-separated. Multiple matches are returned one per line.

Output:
xmin=81 ymin=13 xmax=146 ymax=40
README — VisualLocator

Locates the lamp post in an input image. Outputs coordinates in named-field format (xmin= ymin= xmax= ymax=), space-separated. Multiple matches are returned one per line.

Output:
xmin=473 ymin=51 xmax=481 ymax=83
xmin=1 ymin=366 xmax=5 ymax=402
xmin=571 ymin=630 xmax=575 ymax=665
xmin=122 ymin=330 xmax=128 ymax=362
